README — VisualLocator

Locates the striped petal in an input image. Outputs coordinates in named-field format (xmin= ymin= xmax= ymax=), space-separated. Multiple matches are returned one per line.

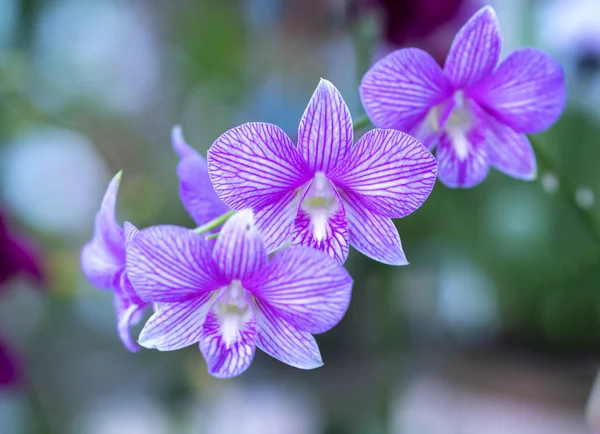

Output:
xmin=81 ymin=172 xmax=124 ymax=290
xmin=331 ymin=129 xmax=437 ymax=219
xmin=208 ymin=122 xmax=309 ymax=211
xmin=297 ymin=79 xmax=353 ymax=174
xmin=244 ymin=246 xmax=353 ymax=334
xmin=341 ymin=191 xmax=408 ymax=266
xmin=472 ymin=48 xmax=566 ymax=133
xmin=254 ymin=299 xmax=323 ymax=369
xmin=291 ymin=180 xmax=349 ymax=264
xmin=172 ymin=126 xmax=230 ymax=226
xmin=254 ymin=189 xmax=300 ymax=253
xmin=485 ymin=116 xmax=537 ymax=180
xmin=444 ymin=6 xmax=501 ymax=88
xmin=126 ymin=225 xmax=225 ymax=303
xmin=138 ymin=296 xmax=213 ymax=351
xmin=360 ymin=48 xmax=452 ymax=131
xmin=199 ymin=309 xmax=257 ymax=378
xmin=213 ymin=209 xmax=268 ymax=280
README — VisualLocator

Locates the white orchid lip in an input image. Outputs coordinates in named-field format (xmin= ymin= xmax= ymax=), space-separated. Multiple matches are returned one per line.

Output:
xmin=428 ymin=90 xmax=475 ymax=162
xmin=214 ymin=280 xmax=253 ymax=349
xmin=301 ymin=172 xmax=340 ymax=242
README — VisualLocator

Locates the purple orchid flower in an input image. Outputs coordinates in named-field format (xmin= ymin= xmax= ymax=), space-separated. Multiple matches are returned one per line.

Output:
xmin=360 ymin=5 xmax=566 ymax=188
xmin=171 ymin=125 xmax=230 ymax=228
xmin=126 ymin=209 xmax=353 ymax=378
xmin=207 ymin=79 xmax=437 ymax=265
xmin=81 ymin=173 xmax=148 ymax=352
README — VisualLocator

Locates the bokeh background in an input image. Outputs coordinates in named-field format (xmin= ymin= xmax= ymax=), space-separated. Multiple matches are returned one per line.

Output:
xmin=1 ymin=0 xmax=600 ymax=432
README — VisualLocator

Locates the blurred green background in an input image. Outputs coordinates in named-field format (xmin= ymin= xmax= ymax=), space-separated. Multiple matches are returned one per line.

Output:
xmin=1 ymin=0 xmax=600 ymax=433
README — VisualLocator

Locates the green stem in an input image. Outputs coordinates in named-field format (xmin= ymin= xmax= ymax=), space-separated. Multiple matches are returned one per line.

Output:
xmin=205 ymin=232 xmax=219 ymax=240
xmin=193 ymin=210 xmax=235 ymax=234
xmin=353 ymin=114 xmax=372 ymax=132
xmin=528 ymin=135 xmax=600 ymax=247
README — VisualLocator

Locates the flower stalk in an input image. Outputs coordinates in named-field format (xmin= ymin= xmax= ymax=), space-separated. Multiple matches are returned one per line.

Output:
xmin=193 ymin=210 xmax=236 ymax=234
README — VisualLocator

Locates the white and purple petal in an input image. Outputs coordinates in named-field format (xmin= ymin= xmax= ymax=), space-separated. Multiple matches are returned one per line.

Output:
xmin=254 ymin=189 xmax=300 ymax=253
xmin=172 ymin=126 xmax=230 ymax=226
xmin=81 ymin=172 xmax=125 ymax=290
xmin=244 ymin=246 xmax=352 ymax=334
xmin=199 ymin=309 xmax=257 ymax=378
xmin=297 ymin=79 xmax=353 ymax=174
xmin=471 ymin=48 xmax=566 ymax=133
xmin=331 ymin=129 xmax=437 ymax=219
xmin=138 ymin=295 xmax=213 ymax=351
xmin=444 ymin=6 xmax=501 ymax=88
xmin=341 ymin=191 xmax=408 ymax=266
xmin=213 ymin=209 xmax=268 ymax=280
xmin=126 ymin=225 xmax=225 ymax=303
xmin=254 ymin=300 xmax=323 ymax=370
xmin=484 ymin=115 xmax=537 ymax=180
xmin=208 ymin=122 xmax=310 ymax=211
xmin=360 ymin=48 xmax=452 ymax=131
xmin=436 ymin=130 xmax=489 ymax=188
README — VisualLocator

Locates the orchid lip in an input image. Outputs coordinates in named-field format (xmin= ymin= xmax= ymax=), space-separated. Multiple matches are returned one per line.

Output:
xmin=213 ymin=280 xmax=253 ymax=349
xmin=301 ymin=172 xmax=340 ymax=242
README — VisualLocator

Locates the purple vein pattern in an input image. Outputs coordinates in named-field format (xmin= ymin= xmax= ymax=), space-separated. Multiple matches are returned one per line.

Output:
xmin=208 ymin=79 xmax=437 ymax=265
xmin=126 ymin=209 xmax=353 ymax=378
xmin=360 ymin=5 xmax=566 ymax=188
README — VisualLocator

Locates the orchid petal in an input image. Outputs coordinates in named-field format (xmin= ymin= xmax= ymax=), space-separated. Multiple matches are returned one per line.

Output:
xmin=255 ymin=300 xmax=323 ymax=369
xmin=245 ymin=246 xmax=352 ymax=334
xmin=138 ymin=295 xmax=213 ymax=351
xmin=208 ymin=122 xmax=309 ymax=211
xmin=172 ymin=126 xmax=230 ymax=226
xmin=126 ymin=225 xmax=224 ymax=303
xmin=472 ymin=48 xmax=566 ymax=133
xmin=81 ymin=172 xmax=124 ymax=290
xmin=360 ymin=48 xmax=452 ymax=131
xmin=213 ymin=209 xmax=268 ymax=280
xmin=444 ymin=6 xmax=501 ymax=88
xmin=291 ymin=181 xmax=349 ymax=264
xmin=254 ymin=189 xmax=299 ymax=253
xmin=485 ymin=116 xmax=537 ymax=180
xmin=341 ymin=192 xmax=408 ymax=266
xmin=114 ymin=291 xmax=148 ymax=352
xmin=199 ymin=310 xmax=257 ymax=378
xmin=297 ymin=79 xmax=353 ymax=174
xmin=437 ymin=131 xmax=489 ymax=188
xmin=332 ymin=129 xmax=437 ymax=219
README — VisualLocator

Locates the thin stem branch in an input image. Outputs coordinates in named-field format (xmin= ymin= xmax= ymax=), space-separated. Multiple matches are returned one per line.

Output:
xmin=193 ymin=210 xmax=235 ymax=234
xmin=528 ymin=135 xmax=600 ymax=247
xmin=353 ymin=114 xmax=371 ymax=131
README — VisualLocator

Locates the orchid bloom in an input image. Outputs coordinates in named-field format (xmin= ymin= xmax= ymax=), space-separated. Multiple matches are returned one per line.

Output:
xmin=360 ymin=5 xmax=566 ymax=188
xmin=208 ymin=79 xmax=437 ymax=265
xmin=126 ymin=209 xmax=353 ymax=378
xmin=80 ymin=173 xmax=148 ymax=352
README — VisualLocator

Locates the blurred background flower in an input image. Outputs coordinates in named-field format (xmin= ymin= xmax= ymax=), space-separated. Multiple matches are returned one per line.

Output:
xmin=0 ymin=0 xmax=597 ymax=433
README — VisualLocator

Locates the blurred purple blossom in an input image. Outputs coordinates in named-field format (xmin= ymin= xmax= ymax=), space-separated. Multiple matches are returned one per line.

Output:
xmin=171 ymin=126 xmax=230 ymax=229
xmin=126 ymin=209 xmax=353 ymax=378
xmin=208 ymin=79 xmax=437 ymax=265
xmin=352 ymin=0 xmax=480 ymax=64
xmin=80 ymin=173 xmax=149 ymax=352
xmin=0 ymin=209 xmax=45 ymax=388
xmin=360 ymin=6 xmax=566 ymax=188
